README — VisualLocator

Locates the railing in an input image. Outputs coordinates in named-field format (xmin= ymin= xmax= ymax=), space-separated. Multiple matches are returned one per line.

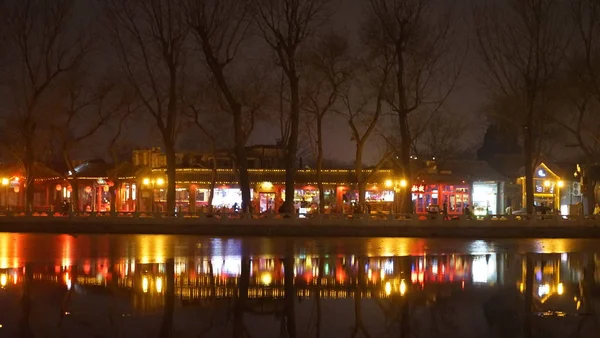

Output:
xmin=0 ymin=210 xmax=598 ymax=224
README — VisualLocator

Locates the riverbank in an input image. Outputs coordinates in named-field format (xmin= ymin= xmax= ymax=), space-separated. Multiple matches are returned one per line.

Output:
xmin=0 ymin=216 xmax=599 ymax=238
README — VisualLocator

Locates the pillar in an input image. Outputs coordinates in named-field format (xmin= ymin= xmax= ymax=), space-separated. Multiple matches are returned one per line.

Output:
xmin=189 ymin=186 xmax=196 ymax=213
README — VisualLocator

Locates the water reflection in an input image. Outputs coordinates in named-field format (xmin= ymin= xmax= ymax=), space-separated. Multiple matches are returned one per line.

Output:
xmin=0 ymin=249 xmax=598 ymax=337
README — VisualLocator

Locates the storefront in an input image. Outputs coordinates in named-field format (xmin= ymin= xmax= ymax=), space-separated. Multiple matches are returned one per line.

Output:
xmin=294 ymin=185 xmax=319 ymax=214
xmin=365 ymin=186 xmax=394 ymax=214
xmin=521 ymin=163 xmax=564 ymax=212
xmin=255 ymin=181 xmax=279 ymax=213
xmin=472 ymin=182 xmax=499 ymax=216
xmin=412 ymin=183 xmax=470 ymax=215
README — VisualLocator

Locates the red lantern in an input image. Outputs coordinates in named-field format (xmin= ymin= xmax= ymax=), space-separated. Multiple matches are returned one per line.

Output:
xmin=84 ymin=186 xmax=92 ymax=194
xmin=108 ymin=181 xmax=114 ymax=187
xmin=56 ymin=184 xmax=62 ymax=191
xmin=67 ymin=186 xmax=72 ymax=192
xmin=13 ymin=187 xmax=19 ymax=193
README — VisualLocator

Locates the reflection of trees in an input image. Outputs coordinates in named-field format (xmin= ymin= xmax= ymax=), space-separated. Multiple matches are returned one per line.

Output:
xmin=19 ymin=263 xmax=34 ymax=338
xmin=574 ymin=256 xmax=599 ymax=335
xmin=233 ymin=256 xmax=250 ymax=338
xmin=352 ymin=256 xmax=369 ymax=337
xmin=307 ymin=258 xmax=324 ymax=338
xmin=282 ymin=256 xmax=297 ymax=338
xmin=159 ymin=258 xmax=175 ymax=338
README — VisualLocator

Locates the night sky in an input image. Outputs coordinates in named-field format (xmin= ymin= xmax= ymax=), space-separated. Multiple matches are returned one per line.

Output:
xmin=33 ymin=0 xmax=486 ymax=165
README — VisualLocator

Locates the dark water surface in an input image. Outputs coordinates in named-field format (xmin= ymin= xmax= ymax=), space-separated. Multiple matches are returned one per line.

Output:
xmin=0 ymin=234 xmax=599 ymax=337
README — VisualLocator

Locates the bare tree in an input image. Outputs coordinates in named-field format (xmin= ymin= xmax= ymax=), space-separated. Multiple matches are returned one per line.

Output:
xmin=302 ymin=32 xmax=352 ymax=213
xmin=106 ymin=96 xmax=140 ymax=215
xmin=0 ymin=0 xmax=89 ymax=212
xmin=365 ymin=0 xmax=460 ymax=213
xmin=184 ymin=81 xmax=234 ymax=212
xmin=185 ymin=0 xmax=260 ymax=213
xmin=57 ymin=74 xmax=126 ymax=212
xmin=474 ymin=0 xmax=569 ymax=215
xmin=103 ymin=0 xmax=188 ymax=214
xmin=411 ymin=111 xmax=470 ymax=161
xmin=254 ymin=0 xmax=330 ymax=213
xmin=558 ymin=0 xmax=600 ymax=211
xmin=340 ymin=58 xmax=394 ymax=210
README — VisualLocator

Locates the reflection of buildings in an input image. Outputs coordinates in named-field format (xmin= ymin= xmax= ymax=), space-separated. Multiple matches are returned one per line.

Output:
xmin=3 ymin=252 xmax=598 ymax=316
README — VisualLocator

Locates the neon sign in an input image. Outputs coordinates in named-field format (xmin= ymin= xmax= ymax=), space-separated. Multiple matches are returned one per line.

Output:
xmin=537 ymin=169 xmax=546 ymax=177
xmin=411 ymin=185 xmax=425 ymax=192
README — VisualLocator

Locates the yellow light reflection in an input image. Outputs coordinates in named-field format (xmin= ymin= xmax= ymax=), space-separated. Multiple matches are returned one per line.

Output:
xmin=142 ymin=276 xmax=149 ymax=293
xmin=156 ymin=277 xmax=163 ymax=293
xmin=557 ymin=283 xmax=564 ymax=295
xmin=0 ymin=274 xmax=7 ymax=287
xmin=64 ymin=272 xmax=72 ymax=290
xmin=520 ymin=282 xmax=524 ymax=293
xmin=380 ymin=269 xmax=385 ymax=280
xmin=0 ymin=234 xmax=9 ymax=269
xmin=384 ymin=281 xmax=392 ymax=296
xmin=137 ymin=235 xmax=167 ymax=264
xmin=367 ymin=269 xmax=372 ymax=280
xmin=400 ymin=280 xmax=407 ymax=296
xmin=260 ymin=272 xmax=272 ymax=286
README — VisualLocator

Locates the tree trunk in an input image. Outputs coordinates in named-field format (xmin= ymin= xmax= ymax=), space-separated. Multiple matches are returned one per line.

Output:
xmin=109 ymin=185 xmax=118 ymax=215
xmin=208 ymin=163 xmax=216 ymax=213
xmin=63 ymin=149 xmax=80 ymax=212
xmin=283 ymin=255 xmax=297 ymax=338
xmin=24 ymin=142 xmax=35 ymax=213
xmin=69 ymin=178 xmax=80 ymax=212
xmin=159 ymin=258 xmax=175 ymax=338
xmin=396 ymin=50 xmax=413 ymax=214
xmin=524 ymin=119 xmax=535 ymax=215
xmin=233 ymin=107 xmax=251 ymax=213
xmin=283 ymin=74 xmax=300 ymax=213
xmin=356 ymin=143 xmax=366 ymax=212
xmin=164 ymin=143 xmax=177 ymax=215
xmin=399 ymin=112 xmax=412 ymax=214
xmin=233 ymin=256 xmax=250 ymax=338
xmin=317 ymin=116 xmax=325 ymax=213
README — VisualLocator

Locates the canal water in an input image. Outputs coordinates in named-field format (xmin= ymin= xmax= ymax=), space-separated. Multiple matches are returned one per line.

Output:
xmin=0 ymin=234 xmax=599 ymax=337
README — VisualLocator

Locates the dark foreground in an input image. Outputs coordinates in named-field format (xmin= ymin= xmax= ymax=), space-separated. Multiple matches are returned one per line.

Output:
xmin=0 ymin=234 xmax=599 ymax=338
xmin=1 ymin=216 xmax=600 ymax=238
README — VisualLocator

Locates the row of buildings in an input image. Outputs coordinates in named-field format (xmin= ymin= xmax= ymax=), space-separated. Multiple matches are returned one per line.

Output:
xmin=0 ymin=146 xmax=588 ymax=215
